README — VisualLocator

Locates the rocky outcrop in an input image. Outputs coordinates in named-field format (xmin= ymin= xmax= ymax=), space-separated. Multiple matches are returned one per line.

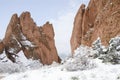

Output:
xmin=70 ymin=4 xmax=85 ymax=55
xmin=71 ymin=0 xmax=120 ymax=54
xmin=1 ymin=12 xmax=61 ymax=64
xmin=0 ymin=41 xmax=5 ymax=54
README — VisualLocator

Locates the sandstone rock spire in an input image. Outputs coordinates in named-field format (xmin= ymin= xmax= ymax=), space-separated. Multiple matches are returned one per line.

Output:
xmin=0 ymin=11 xmax=61 ymax=64
xmin=71 ymin=0 xmax=120 ymax=54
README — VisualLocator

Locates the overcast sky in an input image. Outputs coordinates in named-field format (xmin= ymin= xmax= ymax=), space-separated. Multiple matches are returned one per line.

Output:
xmin=0 ymin=0 xmax=89 ymax=57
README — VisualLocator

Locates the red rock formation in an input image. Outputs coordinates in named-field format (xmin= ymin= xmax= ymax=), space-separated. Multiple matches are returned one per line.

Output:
xmin=70 ymin=4 xmax=85 ymax=54
xmin=71 ymin=0 xmax=120 ymax=54
xmin=0 ymin=41 xmax=5 ymax=54
xmin=1 ymin=12 xmax=61 ymax=64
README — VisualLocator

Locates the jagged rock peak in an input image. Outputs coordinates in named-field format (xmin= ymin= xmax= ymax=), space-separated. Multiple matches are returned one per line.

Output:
xmin=71 ymin=0 xmax=120 ymax=54
xmin=0 ymin=11 xmax=61 ymax=64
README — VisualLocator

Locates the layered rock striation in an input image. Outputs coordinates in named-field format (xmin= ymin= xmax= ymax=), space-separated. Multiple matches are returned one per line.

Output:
xmin=0 ymin=12 xmax=61 ymax=64
xmin=71 ymin=0 xmax=120 ymax=54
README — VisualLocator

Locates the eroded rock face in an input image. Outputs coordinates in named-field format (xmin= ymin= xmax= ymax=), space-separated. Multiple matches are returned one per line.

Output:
xmin=1 ymin=12 xmax=61 ymax=64
xmin=71 ymin=0 xmax=120 ymax=54
xmin=70 ymin=4 xmax=85 ymax=54
xmin=0 ymin=41 xmax=5 ymax=54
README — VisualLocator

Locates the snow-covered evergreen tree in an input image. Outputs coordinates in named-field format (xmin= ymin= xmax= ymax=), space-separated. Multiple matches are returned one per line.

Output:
xmin=64 ymin=45 xmax=96 ymax=71
xmin=92 ymin=36 xmax=120 ymax=64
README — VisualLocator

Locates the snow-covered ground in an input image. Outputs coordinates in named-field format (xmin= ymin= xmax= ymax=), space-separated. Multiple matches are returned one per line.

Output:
xmin=1 ymin=59 xmax=120 ymax=80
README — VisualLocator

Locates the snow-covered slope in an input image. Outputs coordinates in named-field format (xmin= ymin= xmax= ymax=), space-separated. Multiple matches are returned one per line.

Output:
xmin=0 ymin=51 xmax=42 ymax=74
xmin=1 ymin=59 xmax=120 ymax=80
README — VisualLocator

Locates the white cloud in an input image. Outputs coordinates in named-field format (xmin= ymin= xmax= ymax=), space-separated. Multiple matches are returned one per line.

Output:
xmin=69 ymin=0 xmax=77 ymax=8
